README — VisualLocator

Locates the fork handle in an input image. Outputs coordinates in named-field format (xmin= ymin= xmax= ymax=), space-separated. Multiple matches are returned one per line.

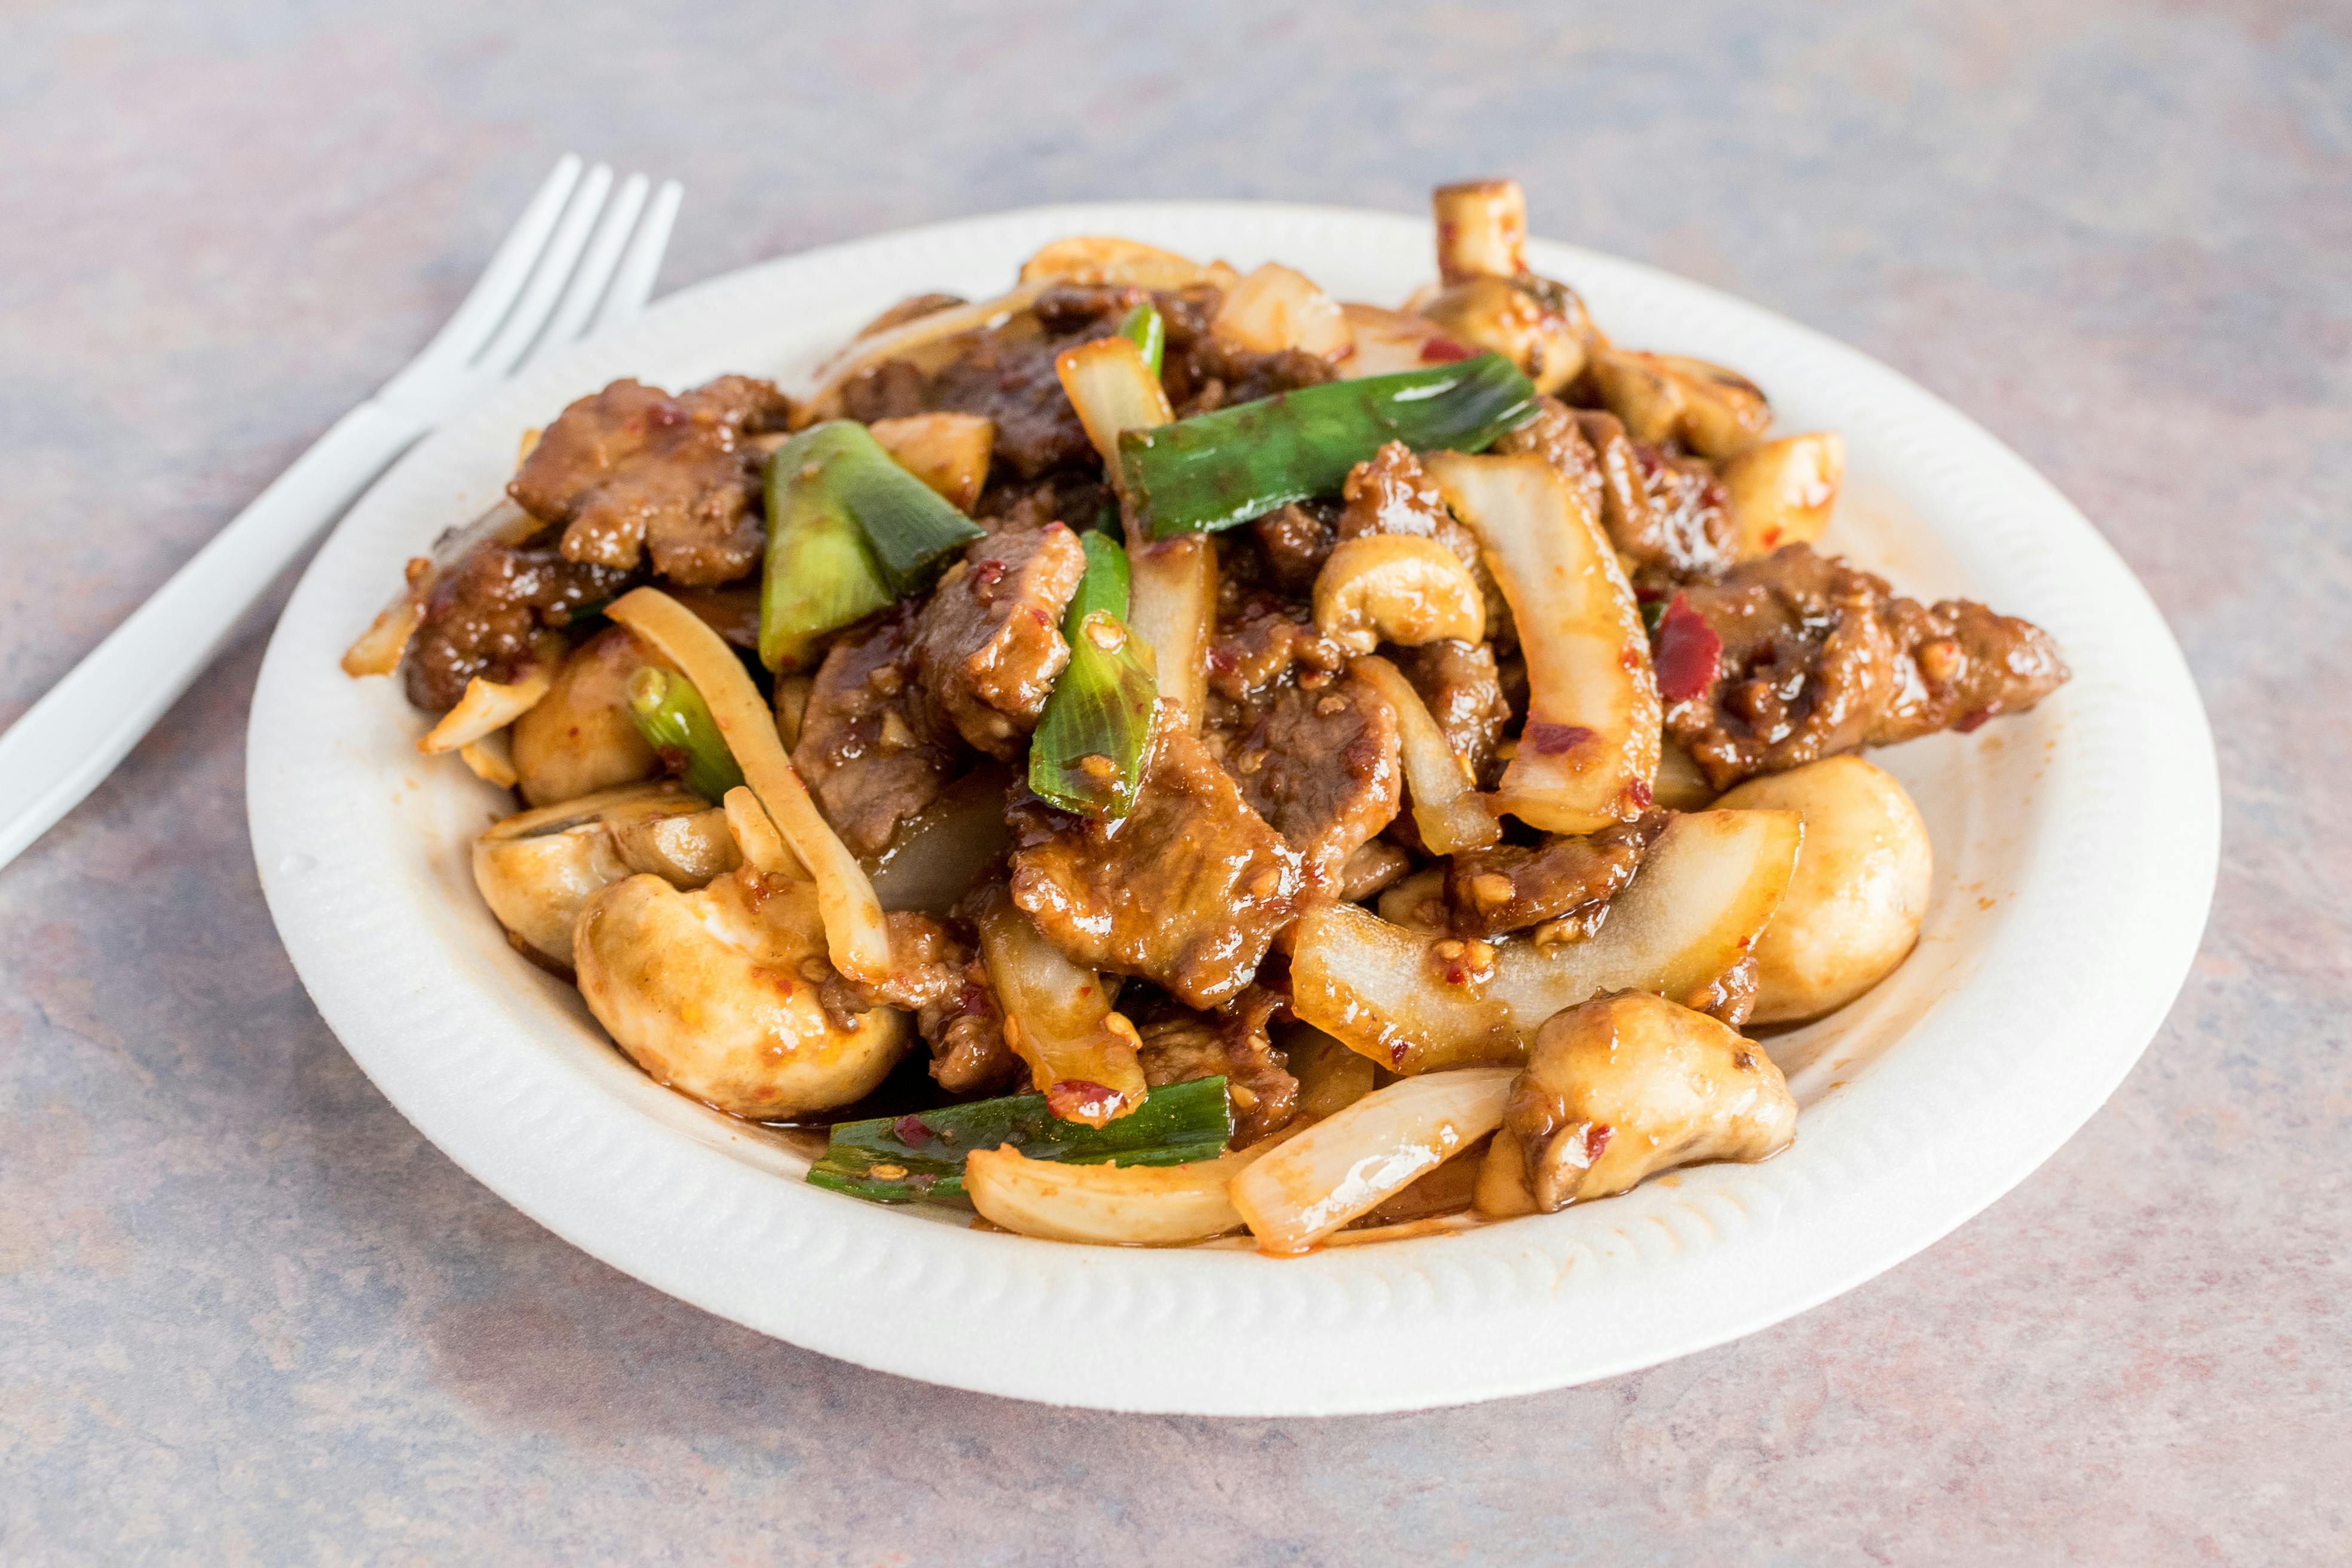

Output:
xmin=0 ymin=400 xmax=424 ymax=868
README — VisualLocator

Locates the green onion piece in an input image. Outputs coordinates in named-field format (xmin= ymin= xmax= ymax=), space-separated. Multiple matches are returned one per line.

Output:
xmin=625 ymin=666 xmax=746 ymax=803
xmin=806 ymin=1076 xmax=1233 ymax=1204
xmin=758 ymin=439 xmax=896 ymax=672
xmin=1117 ymin=301 xmax=1165 ymax=378
xmin=1119 ymin=352 xmax=1538 ymax=538
xmin=1027 ymin=532 xmax=1158 ymax=819
xmin=798 ymin=420 xmax=986 ymax=594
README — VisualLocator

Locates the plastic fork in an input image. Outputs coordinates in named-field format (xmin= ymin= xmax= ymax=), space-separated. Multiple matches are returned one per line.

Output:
xmin=0 ymin=155 xmax=682 ymax=872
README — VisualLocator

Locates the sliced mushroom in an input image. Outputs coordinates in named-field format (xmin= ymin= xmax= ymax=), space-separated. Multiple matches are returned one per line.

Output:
xmin=1312 ymin=534 xmax=1487 ymax=656
xmin=1489 ymin=990 xmax=1796 ymax=1212
xmin=471 ymin=782 xmax=740 ymax=966
xmin=574 ymin=865 xmax=911 ymax=1120
xmin=1588 ymin=350 xmax=1772 ymax=459
xmin=510 ymin=626 xmax=667 ymax=807
xmin=1418 ymin=273 xmax=1592 ymax=395
xmin=1718 ymin=431 xmax=1844 ymax=559
xmin=1016 ymin=235 xmax=1239 ymax=292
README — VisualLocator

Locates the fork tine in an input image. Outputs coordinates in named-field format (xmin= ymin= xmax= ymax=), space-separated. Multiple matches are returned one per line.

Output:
xmin=470 ymin=163 xmax=614 ymax=376
xmin=592 ymin=178 xmax=682 ymax=334
xmin=531 ymin=172 xmax=650 ymax=357
xmin=408 ymin=155 xmax=584 ymax=370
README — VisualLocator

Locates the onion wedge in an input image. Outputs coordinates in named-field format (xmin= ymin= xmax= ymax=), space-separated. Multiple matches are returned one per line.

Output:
xmin=868 ymin=412 xmax=996 ymax=513
xmin=1056 ymin=334 xmax=1175 ymax=475
xmin=608 ymin=587 xmax=890 ymax=986
xmin=457 ymin=731 xmax=517 ymax=788
xmin=1422 ymin=450 xmax=1659 ymax=834
xmin=1210 ymin=263 xmax=1352 ymax=358
xmin=1351 ymin=655 xmax=1499 ymax=854
xmin=1291 ymin=808 xmax=1803 ymax=1073
xmin=1230 ymin=1069 xmax=1514 ymax=1254
xmin=1337 ymin=303 xmax=1468 ymax=379
xmin=416 ymin=655 xmax=555 ymax=755
xmin=973 ymin=885 xmax=1148 ymax=1126
xmin=965 ymin=1144 xmax=1264 ymax=1245
xmin=1125 ymin=536 xmax=1215 ymax=734
xmin=863 ymin=764 xmax=1015 ymax=912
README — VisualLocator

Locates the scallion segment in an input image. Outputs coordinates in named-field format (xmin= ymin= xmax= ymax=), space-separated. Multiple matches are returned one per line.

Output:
xmin=1118 ymin=300 xmax=1165 ymax=378
xmin=624 ymin=666 xmax=745 ymax=804
xmin=758 ymin=442 xmax=895 ymax=672
xmin=1118 ymin=352 xmax=1538 ymax=538
xmin=1027 ymin=531 xmax=1158 ymax=819
xmin=757 ymin=421 xmax=988 ymax=670
xmin=805 ymin=1076 xmax=1234 ymax=1203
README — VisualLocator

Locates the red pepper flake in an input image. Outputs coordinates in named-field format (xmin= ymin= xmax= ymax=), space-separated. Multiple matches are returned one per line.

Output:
xmin=1955 ymin=707 xmax=1993 ymax=733
xmin=1627 ymin=778 xmax=1654 ymax=808
xmin=1653 ymin=595 xmax=1723 ymax=703
xmin=1419 ymin=336 xmax=1474 ymax=363
xmin=1526 ymin=721 xmax=1594 ymax=756
xmin=1046 ymin=1079 xmax=1122 ymax=1127
xmin=893 ymin=1114 xmax=933 ymax=1148
xmin=1584 ymin=1123 xmax=1613 ymax=1165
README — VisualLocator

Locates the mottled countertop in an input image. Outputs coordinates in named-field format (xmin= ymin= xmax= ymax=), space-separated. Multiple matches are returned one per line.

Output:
xmin=4 ymin=2 xmax=2346 ymax=1562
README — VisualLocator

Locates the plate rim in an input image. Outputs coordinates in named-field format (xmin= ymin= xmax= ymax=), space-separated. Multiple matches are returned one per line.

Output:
xmin=246 ymin=199 xmax=2219 ymax=1416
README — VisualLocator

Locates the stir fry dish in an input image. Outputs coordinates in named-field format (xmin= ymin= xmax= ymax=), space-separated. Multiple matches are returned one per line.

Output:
xmin=345 ymin=180 xmax=2069 ymax=1254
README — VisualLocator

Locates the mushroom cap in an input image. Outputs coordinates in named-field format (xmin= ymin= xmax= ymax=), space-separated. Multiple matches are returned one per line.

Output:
xmin=574 ymin=867 xmax=911 ymax=1120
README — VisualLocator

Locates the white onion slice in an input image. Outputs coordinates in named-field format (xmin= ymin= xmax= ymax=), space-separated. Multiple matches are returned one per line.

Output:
xmin=965 ymin=1144 xmax=1264 ymax=1245
xmin=1229 ymin=1068 xmax=1515 ymax=1255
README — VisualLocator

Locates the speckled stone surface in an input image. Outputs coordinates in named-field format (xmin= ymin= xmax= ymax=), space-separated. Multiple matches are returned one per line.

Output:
xmin=3 ymin=2 xmax=2345 ymax=1561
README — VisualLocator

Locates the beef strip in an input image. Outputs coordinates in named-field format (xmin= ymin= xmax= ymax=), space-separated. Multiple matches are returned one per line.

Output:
xmin=509 ymin=375 xmax=789 ymax=586
xmin=973 ymin=470 xmax=1114 ymax=537
xmin=1247 ymin=501 xmax=1339 ymax=592
xmin=1205 ymin=595 xmax=1347 ymax=716
xmin=791 ymin=613 xmax=966 ymax=857
xmin=840 ymin=283 xmax=1138 ymax=478
xmin=1333 ymin=441 xmax=1483 ymax=572
xmin=1663 ymin=543 xmax=2071 ymax=788
xmin=1007 ymin=714 xmax=1304 ymax=1009
xmin=1443 ymin=813 xmax=1666 ymax=938
xmin=910 ymin=522 xmax=1086 ymax=758
xmin=1214 ymin=673 xmax=1401 ymax=890
xmin=1133 ymin=985 xmax=1298 ymax=1147
xmin=1157 ymin=285 xmax=1338 ymax=416
xmin=401 ymin=541 xmax=630 ymax=711
xmin=1389 ymin=638 xmax=1514 ymax=786
xmin=843 ymin=911 xmax=1019 ymax=1095
xmin=1494 ymin=397 xmax=1731 ymax=581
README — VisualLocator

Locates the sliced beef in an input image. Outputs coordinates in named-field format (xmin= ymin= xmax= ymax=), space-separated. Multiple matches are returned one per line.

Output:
xmin=1663 ymin=544 xmax=2071 ymax=788
xmin=1494 ymin=398 xmax=1731 ymax=581
xmin=1389 ymin=638 xmax=1514 ymax=786
xmin=854 ymin=911 xmax=1019 ymax=1095
xmin=910 ymin=522 xmax=1086 ymax=758
xmin=509 ymin=375 xmax=789 ymax=586
xmin=973 ymin=469 xmax=1114 ymax=537
xmin=840 ymin=283 xmax=1137 ymax=478
xmin=1157 ymin=284 xmax=1338 ymax=415
xmin=1215 ymin=674 xmax=1401 ymax=889
xmin=1133 ymin=985 xmax=1298 ymax=1147
xmin=792 ymin=614 xmax=966 ymax=858
xmin=401 ymin=541 xmax=629 ymax=711
xmin=1333 ymin=441 xmax=1483 ymax=573
xmin=1205 ymin=596 xmax=1346 ymax=715
xmin=1248 ymin=501 xmax=1339 ymax=592
xmin=1007 ymin=715 xmax=1304 ymax=1009
xmin=1443 ymin=814 xmax=1666 ymax=938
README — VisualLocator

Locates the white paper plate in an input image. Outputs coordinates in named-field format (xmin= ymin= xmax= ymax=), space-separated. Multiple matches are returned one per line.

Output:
xmin=247 ymin=202 xmax=2217 ymax=1416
